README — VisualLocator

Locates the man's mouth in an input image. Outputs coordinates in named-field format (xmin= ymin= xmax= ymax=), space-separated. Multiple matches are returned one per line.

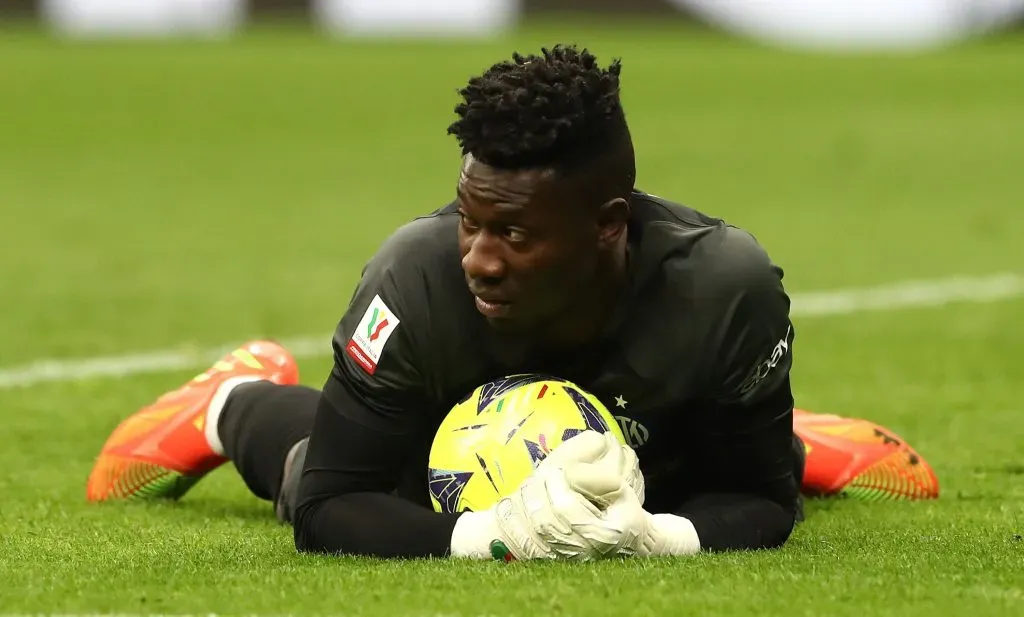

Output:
xmin=473 ymin=295 xmax=513 ymax=319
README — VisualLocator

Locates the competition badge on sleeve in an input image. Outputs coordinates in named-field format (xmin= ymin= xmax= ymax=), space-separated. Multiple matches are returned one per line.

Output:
xmin=346 ymin=294 xmax=401 ymax=375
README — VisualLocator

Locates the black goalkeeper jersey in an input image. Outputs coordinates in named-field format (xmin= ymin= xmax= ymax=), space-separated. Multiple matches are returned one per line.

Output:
xmin=293 ymin=191 xmax=801 ymax=558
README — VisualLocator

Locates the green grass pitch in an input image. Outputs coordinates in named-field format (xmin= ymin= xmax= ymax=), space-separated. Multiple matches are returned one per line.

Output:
xmin=0 ymin=19 xmax=1022 ymax=616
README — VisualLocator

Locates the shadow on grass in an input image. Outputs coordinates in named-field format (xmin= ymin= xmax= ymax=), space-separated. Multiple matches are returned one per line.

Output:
xmin=106 ymin=494 xmax=284 ymax=526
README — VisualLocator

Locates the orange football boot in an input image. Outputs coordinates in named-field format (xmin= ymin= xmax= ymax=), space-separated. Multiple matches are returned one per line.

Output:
xmin=86 ymin=340 xmax=299 ymax=503
xmin=793 ymin=408 xmax=939 ymax=501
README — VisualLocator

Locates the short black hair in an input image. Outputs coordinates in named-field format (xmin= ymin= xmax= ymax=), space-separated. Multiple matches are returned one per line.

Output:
xmin=447 ymin=44 xmax=634 ymax=183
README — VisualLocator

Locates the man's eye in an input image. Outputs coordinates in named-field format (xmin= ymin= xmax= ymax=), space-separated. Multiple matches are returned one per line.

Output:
xmin=506 ymin=228 xmax=528 ymax=243
xmin=459 ymin=213 xmax=478 ymax=230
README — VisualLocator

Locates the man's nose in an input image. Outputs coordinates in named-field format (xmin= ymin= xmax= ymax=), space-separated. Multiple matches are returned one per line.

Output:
xmin=462 ymin=231 xmax=507 ymax=282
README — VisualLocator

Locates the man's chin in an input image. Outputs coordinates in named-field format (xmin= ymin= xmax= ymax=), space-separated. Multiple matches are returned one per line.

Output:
xmin=482 ymin=311 xmax=541 ymax=335
xmin=484 ymin=315 xmax=524 ymax=332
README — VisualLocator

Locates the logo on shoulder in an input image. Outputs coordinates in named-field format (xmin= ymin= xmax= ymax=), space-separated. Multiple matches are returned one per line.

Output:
xmin=614 ymin=415 xmax=651 ymax=449
xmin=739 ymin=325 xmax=791 ymax=396
xmin=346 ymin=294 xmax=401 ymax=375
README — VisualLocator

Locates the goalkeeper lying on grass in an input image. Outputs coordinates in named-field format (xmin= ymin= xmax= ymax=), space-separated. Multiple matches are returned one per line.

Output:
xmin=86 ymin=44 xmax=938 ymax=561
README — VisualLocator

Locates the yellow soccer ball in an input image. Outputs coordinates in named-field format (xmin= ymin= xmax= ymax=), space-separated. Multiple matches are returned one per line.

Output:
xmin=427 ymin=374 xmax=626 ymax=513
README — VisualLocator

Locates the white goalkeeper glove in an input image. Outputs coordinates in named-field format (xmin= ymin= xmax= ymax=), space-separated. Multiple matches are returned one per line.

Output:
xmin=568 ymin=430 xmax=645 ymax=508
xmin=570 ymin=433 xmax=701 ymax=558
xmin=533 ymin=431 xmax=701 ymax=559
xmin=637 ymin=512 xmax=702 ymax=557
xmin=450 ymin=431 xmax=647 ymax=561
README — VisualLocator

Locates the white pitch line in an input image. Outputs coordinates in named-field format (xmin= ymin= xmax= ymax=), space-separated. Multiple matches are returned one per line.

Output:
xmin=0 ymin=272 xmax=1020 ymax=391
xmin=790 ymin=272 xmax=1023 ymax=316
xmin=0 ymin=335 xmax=335 ymax=391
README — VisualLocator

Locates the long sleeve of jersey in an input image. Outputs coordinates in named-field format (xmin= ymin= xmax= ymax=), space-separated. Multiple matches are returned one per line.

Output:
xmin=670 ymin=380 xmax=801 ymax=552
xmin=667 ymin=229 xmax=801 ymax=552
xmin=292 ymin=375 xmax=462 ymax=558
xmin=292 ymin=219 xmax=463 ymax=558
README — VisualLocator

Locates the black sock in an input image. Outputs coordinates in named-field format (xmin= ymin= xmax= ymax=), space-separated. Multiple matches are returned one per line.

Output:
xmin=218 ymin=381 xmax=320 ymax=502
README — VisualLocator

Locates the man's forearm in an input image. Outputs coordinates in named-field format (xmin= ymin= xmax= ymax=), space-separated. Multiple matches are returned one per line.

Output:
xmin=293 ymin=492 xmax=462 ymax=558
xmin=670 ymin=493 xmax=797 ymax=553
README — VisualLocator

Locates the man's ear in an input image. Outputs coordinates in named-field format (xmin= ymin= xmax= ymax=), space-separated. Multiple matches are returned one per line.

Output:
xmin=595 ymin=197 xmax=630 ymax=248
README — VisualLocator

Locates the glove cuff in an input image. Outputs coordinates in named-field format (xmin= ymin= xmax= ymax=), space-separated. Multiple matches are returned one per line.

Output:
xmin=649 ymin=513 xmax=702 ymax=556
xmin=449 ymin=510 xmax=502 ymax=560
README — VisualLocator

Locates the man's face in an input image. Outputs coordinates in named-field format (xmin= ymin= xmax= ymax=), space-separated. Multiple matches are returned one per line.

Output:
xmin=456 ymin=155 xmax=606 ymax=334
